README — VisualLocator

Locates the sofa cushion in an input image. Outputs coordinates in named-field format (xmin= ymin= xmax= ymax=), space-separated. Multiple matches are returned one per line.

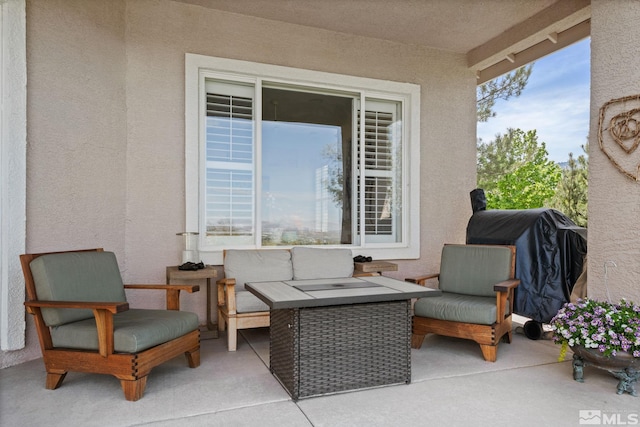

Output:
xmin=29 ymin=251 xmax=127 ymax=327
xmin=291 ymin=247 xmax=354 ymax=280
xmin=50 ymin=309 xmax=198 ymax=353
xmin=439 ymin=245 xmax=513 ymax=297
xmin=414 ymin=292 xmax=501 ymax=325
xmin=235 ymin=290 xmax=271 ymax=313
xmin=224 ymin=249 xmax=293 ymax=291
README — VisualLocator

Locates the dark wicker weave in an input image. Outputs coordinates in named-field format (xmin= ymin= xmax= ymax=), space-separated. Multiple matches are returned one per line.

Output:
xmin=270 ymin=300 xmax=411 ymax=400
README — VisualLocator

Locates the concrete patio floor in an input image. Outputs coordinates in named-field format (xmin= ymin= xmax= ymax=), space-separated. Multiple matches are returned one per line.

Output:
xmin=1 ymin=318 xmax=638 ymax=427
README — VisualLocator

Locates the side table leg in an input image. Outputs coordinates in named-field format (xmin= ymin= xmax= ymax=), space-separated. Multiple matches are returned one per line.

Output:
xmin=206 ymin=278 xmax=219 ymax=338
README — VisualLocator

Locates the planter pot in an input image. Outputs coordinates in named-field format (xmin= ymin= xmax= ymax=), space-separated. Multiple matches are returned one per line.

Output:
xmin=571 ymin=345 xmax=640 ymax=396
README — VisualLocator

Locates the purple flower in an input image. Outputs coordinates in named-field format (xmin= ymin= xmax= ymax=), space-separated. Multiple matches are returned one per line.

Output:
xmin=551 ymin=298 xmax=640 ymax=359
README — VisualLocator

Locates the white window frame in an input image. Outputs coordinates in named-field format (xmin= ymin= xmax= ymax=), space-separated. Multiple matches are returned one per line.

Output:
xmin=185 ymin=54 xmax=420 ymax=265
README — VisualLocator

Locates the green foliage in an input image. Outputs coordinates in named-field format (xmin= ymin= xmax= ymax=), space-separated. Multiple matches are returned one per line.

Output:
xmin=477 ymin=65 xmax=533 ymax=122
xmin=477 ymin=128 xmax=561 ymax=209
xmin=476 ymin=65 xmax=588 ymax=224
xmin=549 ymin=144 xmax=589 ymax=227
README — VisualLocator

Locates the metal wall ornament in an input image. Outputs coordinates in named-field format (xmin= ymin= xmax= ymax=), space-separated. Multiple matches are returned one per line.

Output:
xmin=598 ymin=94 xmax=640 ymax=182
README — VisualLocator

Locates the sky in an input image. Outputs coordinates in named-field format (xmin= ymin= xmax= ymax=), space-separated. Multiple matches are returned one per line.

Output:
xmin=476 ymin=37 xmax=591 ymax=163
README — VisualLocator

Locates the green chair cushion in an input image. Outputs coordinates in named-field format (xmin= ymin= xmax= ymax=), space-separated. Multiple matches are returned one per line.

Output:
xmin=50 ymin=309 xmax=199 ymax=353
xmin=29 ymin=251 xmax=127 ymax=326
xmin=414 ymin=292 xmax=499 ymax=325
xmin=439 ymin=245 xmax=513 ymax=297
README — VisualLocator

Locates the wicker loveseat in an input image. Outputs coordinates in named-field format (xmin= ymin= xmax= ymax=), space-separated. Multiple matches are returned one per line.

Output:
xmin=217 ymin=247 xmax=364 ymax=351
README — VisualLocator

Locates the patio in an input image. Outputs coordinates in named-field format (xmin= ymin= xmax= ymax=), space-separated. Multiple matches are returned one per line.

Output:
xmin=1 ymin=318 xmax=637 ymax=426
xmin=2 ymin=1 xmax=640 ymax=424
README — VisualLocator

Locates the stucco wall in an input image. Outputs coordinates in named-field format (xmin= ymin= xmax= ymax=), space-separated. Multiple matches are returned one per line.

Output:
xmin=1 ymin=0 xmax=27 ymax=356
xmin=26 ymin=0 xmax=128 ymax=256
xmin=588 ymin=0 xmax=640 ymax=302
xmin=122 ymin=1 xmax=477 ymax=293
xmin=2 ymin=0 xmax=476 ymax=367
xmin=0 ymin=0 xmax=128 ymax=367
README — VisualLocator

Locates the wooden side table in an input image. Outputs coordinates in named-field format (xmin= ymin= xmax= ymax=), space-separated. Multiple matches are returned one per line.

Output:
xmin=166 ymin=266 xmax=218 ymax=337
xmin=353 ymin=260 xmax=398 ymax=275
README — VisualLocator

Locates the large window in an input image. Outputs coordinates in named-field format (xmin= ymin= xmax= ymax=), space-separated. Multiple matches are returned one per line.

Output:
xmin=186 ymin=55 xmax=420 ymax=263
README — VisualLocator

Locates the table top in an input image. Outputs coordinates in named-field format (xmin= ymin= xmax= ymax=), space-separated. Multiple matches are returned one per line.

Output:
xmin=166 ymin=265 xmax=217 ymax=280
xmin=353 ymin=260 xmax=398 ymax=273
xmin=245 ymin=276 xmax=441 ymax=309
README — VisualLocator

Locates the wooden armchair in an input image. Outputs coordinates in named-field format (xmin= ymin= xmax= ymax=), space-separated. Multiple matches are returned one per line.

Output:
xmin=20 ymin=248 xmax=201 ymax=401
xmin=217 ymin=247 xmax=367 ymax=351
xmin=406 ymin=244 xmax=519 ymax=362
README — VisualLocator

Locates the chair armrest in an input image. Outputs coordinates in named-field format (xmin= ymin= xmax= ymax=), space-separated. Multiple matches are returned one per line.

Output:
xmin=24 ymin=300 xmax=129 ymax=313
xmin=494 ymin=279 xmax=520 ymax=323
xmin=493 ymin=279 xmax=520 ymax=293
xmin=405 ymin=273 xmax=440 ymax=287
xmin=124 ymin=284 xmax=200 ymax=311
xmin=217 ymin=278 xmax=237 ymax=315
xmin=24 ymin=300 xmax=129 ymax=356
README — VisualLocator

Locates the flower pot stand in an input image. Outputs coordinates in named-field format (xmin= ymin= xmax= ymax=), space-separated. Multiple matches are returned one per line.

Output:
xmin=572 ymin=346 xmax=639 ymax=396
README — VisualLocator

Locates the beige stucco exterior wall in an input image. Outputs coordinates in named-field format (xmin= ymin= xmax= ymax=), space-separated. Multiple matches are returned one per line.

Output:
xmin=123 ymin=1 xmax=477 ymax=297
xmin=26 ymin=0 xmax=128 ymax=256
xmin=1 ymin=0 xmax=476 ymax=367
xmin=0 ymin=0 xmax=129 ymax=367
xmin=588 ymin=0 xmax=640 ymax=302
xmin=123 ymin=0 xmax=476 ymax=288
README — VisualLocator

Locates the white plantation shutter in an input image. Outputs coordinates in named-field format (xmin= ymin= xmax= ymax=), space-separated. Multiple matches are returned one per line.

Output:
xmin=204 ymin=81 xmax=255 ymax=242
xmin=357 ymin=100 xmax=401 ymax=242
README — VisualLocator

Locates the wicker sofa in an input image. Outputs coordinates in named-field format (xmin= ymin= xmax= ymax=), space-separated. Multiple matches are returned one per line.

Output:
xmin=217 ymin=247 xmax=360 ymax=351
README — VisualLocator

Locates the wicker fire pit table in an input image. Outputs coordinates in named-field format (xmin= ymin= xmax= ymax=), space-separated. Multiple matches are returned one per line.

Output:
xmin=246 ymin=276 xmax=441 ymax=400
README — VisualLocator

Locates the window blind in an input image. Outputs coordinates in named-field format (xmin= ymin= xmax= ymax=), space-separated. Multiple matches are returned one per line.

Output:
xmin=357 ymin=107 xmax=396 ymax=236
xmin=205 ymin=87 xmax=254 ymax=238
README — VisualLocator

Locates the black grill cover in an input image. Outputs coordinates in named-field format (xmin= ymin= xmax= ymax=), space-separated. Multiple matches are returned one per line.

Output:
xmin=466 ymin=208 xmax=587 ymax=324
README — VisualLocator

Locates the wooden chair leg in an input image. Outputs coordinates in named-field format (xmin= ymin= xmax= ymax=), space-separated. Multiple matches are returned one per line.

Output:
xmin=218 ymin=313 xmax=226 ymax=332
xmin=185 ymin=348 xmax=200 ymax=368
xmin=479 ymin=344 xmax=497 ymax=362
xmin=411 ymin=333 xmax=426 ymax=349
xmin=120 ymin=376 xmax=147 ymax=401
xmin=227 ymin=319 xmax=237 ymax=351
xmin=45 ymin=371 xmax=67 ymax=390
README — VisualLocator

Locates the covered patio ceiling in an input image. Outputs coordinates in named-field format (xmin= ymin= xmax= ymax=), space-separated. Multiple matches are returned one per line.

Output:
xmin=176 ymin=0 xmax=590 ymax=83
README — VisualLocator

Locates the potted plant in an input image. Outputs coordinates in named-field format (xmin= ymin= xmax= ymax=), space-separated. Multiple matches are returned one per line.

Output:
xmin=550 ymin=298 xmax=640 ymax=396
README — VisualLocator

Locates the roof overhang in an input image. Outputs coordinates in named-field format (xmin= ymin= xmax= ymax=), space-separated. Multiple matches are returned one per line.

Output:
xmin=173 ymin=0 xmax=591 ymax=84
xmin=470 ymin=0 xmax=590 ymax=84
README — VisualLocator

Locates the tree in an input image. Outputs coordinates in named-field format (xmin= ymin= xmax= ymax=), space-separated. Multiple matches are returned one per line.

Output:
xmin=477 ymin=128 xmax=561 ymax=209
xmin=549 ymin=144 xmax=588 ymax=227
xmin=477 ymin=64 xmax=534 ymax=122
